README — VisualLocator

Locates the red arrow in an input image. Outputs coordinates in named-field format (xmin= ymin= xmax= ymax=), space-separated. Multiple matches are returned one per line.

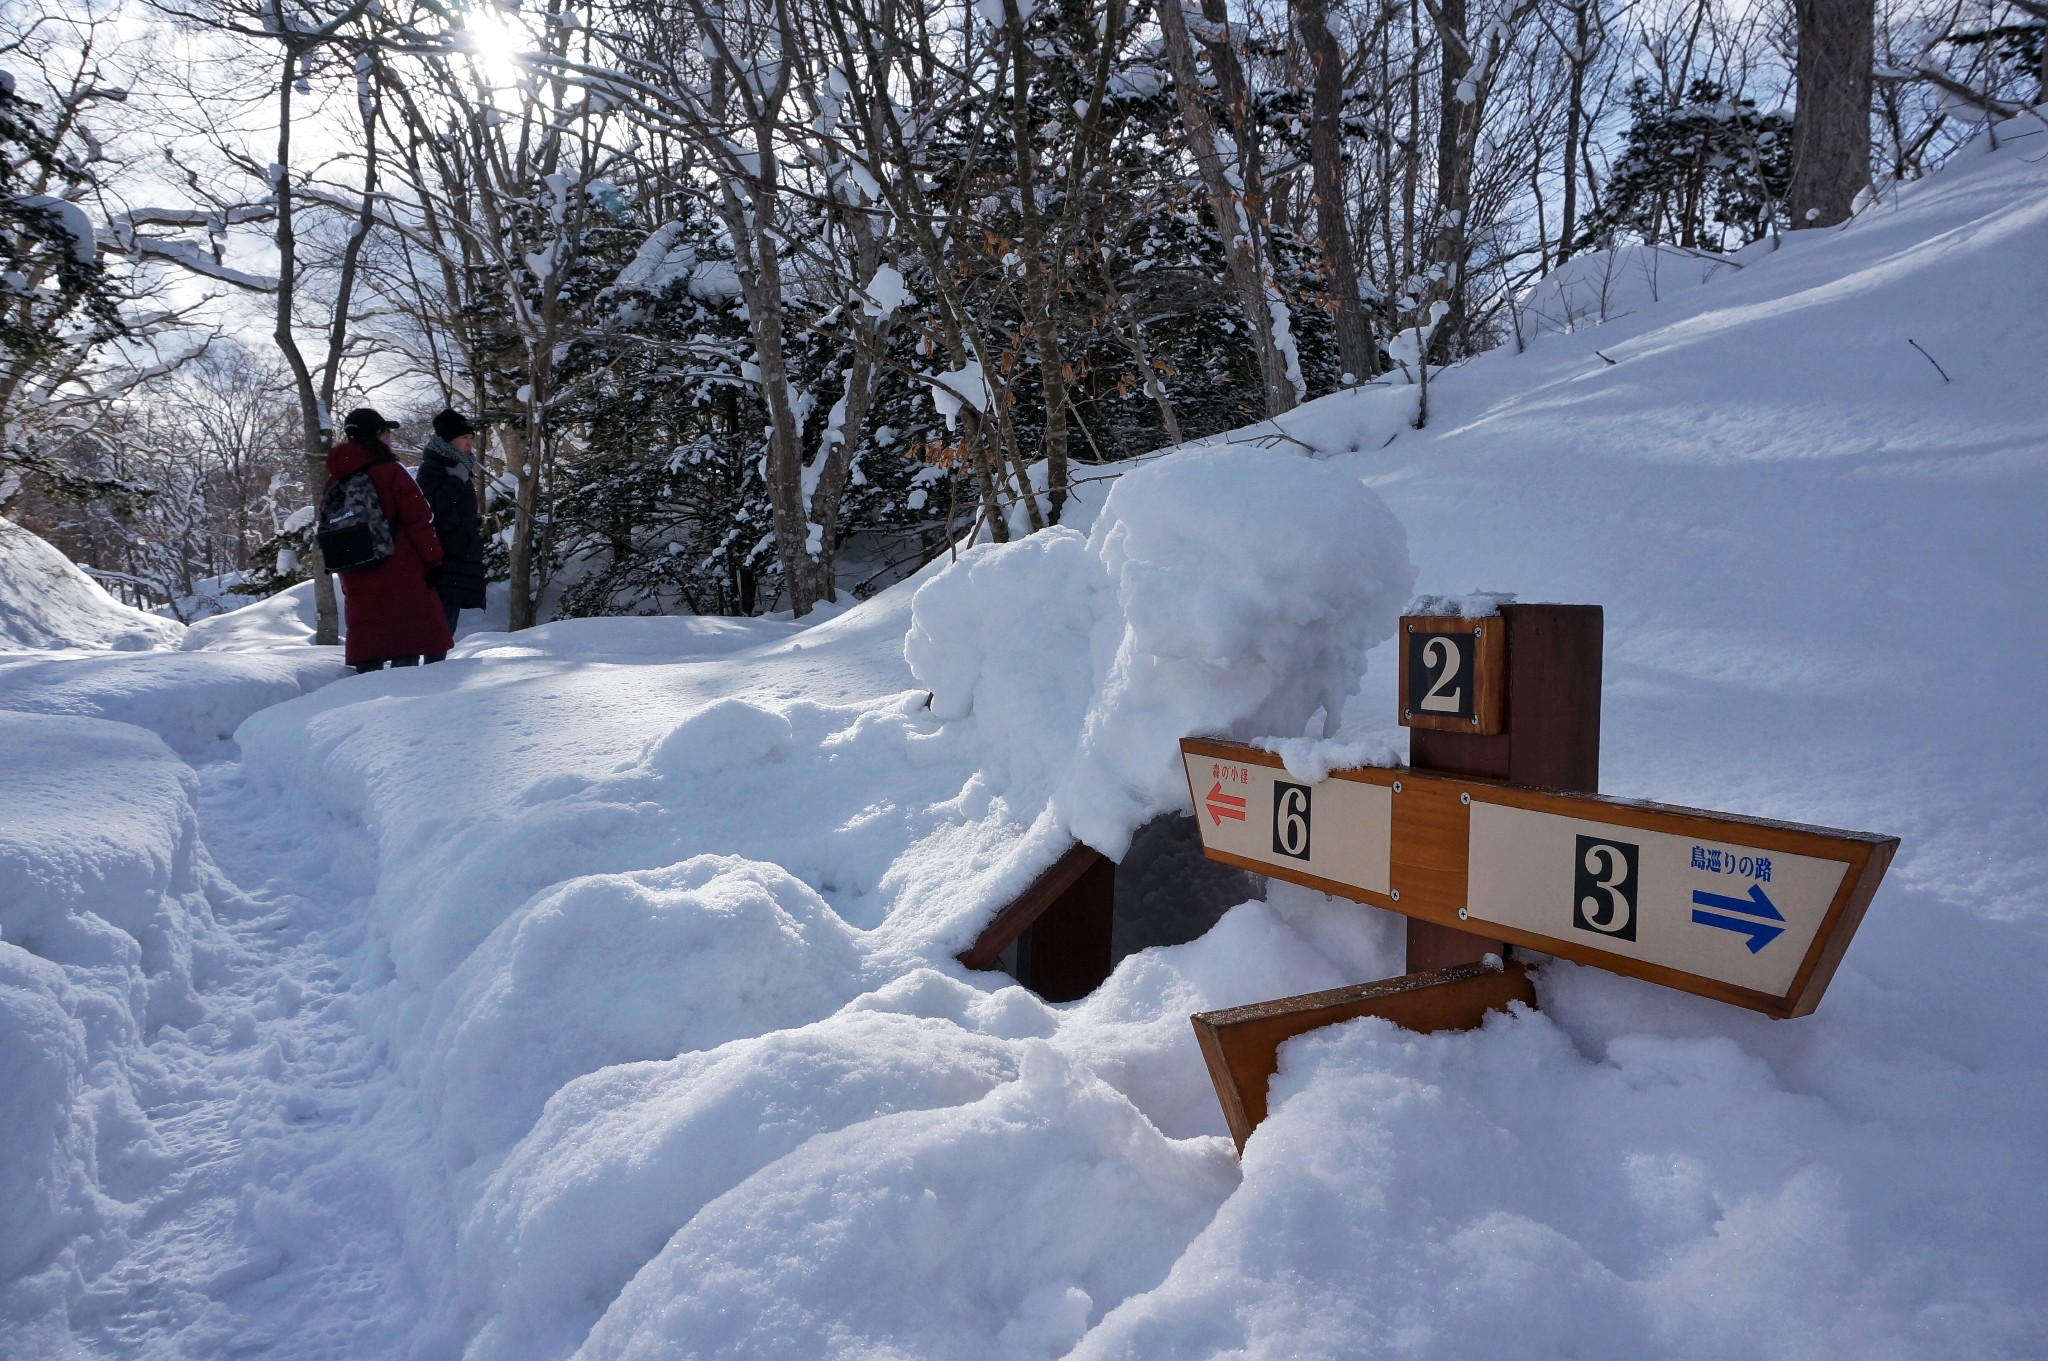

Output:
xmin=1205 ymin=781 xmax=1247 ymax=826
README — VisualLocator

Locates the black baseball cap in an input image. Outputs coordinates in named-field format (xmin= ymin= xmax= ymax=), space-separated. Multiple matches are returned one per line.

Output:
xmin=343 ymin=407 xmax=402 ymax=435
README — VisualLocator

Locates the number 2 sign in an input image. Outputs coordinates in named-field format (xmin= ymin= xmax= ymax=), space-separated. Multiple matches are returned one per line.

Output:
xmin=1400 ymin=616 xmax=1505 ymax=734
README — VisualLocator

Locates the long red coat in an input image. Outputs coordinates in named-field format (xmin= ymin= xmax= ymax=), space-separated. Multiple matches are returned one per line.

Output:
xmin=325 ymin=439 xmax=454 ymax=666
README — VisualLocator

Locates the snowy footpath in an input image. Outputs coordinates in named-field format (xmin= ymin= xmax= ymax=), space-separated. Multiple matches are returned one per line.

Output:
xmin=4 ymin=137 xmax=2047 ymax=1359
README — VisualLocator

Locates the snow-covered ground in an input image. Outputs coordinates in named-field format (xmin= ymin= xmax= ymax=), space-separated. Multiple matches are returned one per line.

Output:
xmin=2 ymin=134 xmax=2044 ymax=1358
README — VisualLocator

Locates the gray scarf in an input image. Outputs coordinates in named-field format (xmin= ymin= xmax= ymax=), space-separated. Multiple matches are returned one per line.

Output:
xmin=423 ymin=433 xmax=476 ymax=483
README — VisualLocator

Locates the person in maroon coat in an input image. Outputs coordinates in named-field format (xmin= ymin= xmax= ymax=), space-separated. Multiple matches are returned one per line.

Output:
xmin=326 ymin=408 xmax=455 ymax=673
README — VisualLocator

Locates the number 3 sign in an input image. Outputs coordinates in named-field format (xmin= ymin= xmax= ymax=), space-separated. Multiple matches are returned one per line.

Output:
xmin=1400 ymin=616 xmax=1506 ymax=735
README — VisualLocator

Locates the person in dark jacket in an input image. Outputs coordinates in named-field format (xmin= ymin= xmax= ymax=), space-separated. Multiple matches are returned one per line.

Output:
xmin=325 ymin=408 xmax=454 ymax=673
xmin=415 ymin=408 xmax=490 ymax=636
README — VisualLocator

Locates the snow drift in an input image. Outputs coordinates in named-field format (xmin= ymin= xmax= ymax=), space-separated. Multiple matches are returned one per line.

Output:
xmin=207 ymin=442 xmax=1412 ymax=1356
xmin=0 ymin=713 xmax=228 ymax=1316
xmin=905 ymin=447 xmax=1414 ymax=857
xmin=0 ymin=518 xmax=182 ymax=653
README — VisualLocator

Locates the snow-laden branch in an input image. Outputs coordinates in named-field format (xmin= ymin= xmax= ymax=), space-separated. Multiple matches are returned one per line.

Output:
xmin=1875 ymin=60 xmax=2048 ymax=128
xmin=120 ymin=237 xmax=279 ymax=292
xmin=108 ymin=204 xmax=275 ymax=233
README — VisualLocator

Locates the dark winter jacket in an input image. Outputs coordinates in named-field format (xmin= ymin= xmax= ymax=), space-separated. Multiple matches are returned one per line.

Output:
xmin=415 ymin=435 xmax=489 ymax=609
xmin=324 ymin=439 xmax=453 ymax=666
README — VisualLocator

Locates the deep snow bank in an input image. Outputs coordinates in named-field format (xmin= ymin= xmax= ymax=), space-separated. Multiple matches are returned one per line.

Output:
xmin=0 ymin=649 xmax=346 ymax=760
xmin=1513 ymin=240 xmax=1737 ymax=344
xmin=0 ymin=712 xmax=229 ymax=1319
xmin=178 ymin=580 xmax=325 ymax=652
xmin=0 ymin=574 xmax=343 ymax=761
xmin=0 ymin=518 xmax=182 ymax=653
xmin=231 ymin=445 xmax=1413 ymax=1081
xmin=906 ymin=449 xmax=1413 ymax=857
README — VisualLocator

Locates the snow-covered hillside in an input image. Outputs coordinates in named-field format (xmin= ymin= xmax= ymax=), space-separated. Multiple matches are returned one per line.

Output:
xmin=0 ymin=518 xmax=183 ymax=653
xmin=2 ymin=135 xmax=2044 ymax=1358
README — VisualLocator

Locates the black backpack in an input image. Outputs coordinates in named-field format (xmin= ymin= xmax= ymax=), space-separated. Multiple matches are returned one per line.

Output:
xmin=315 ymin=467 xmax=396 ymax=573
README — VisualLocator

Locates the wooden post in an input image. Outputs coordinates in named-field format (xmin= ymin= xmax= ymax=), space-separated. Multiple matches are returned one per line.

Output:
xmin=958 ymin=843 xmax=1116 ymax=1002
xmin=1017 ymin=853 xmax=1116 ymax=1002
xmin=1406 ymin=604 xmax=1603 ymax=973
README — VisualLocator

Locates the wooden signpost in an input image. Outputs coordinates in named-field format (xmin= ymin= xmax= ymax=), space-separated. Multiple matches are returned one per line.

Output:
xmin=1182 ymin=745 xmax=1893 ymax=1019
xmin=1185 ymin=602 xmax=1898 ymax=1152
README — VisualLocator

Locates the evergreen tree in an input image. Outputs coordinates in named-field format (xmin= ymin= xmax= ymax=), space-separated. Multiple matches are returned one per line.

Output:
xmin=1578 ymin=79 xmax=1792 ymax=252
xmin=0 ymin=70 xmax=125 ymax=506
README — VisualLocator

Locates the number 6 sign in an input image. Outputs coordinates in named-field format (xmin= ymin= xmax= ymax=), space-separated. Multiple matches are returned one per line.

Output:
xmin=1272 ymin=782 xmax=1312 ymax=860
xmin=1400 ymin=615 xmax=1506 ymax=735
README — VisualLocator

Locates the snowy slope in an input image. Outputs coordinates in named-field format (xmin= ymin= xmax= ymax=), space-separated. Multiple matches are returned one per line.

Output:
xmin=0 ymin=518 xmax=183 ymax=652
xmin=1077 ymin=135 xmax=2048 ymax=1358
xmin=1 ymin=135 xmax=2044 ymax=1358
xmin=0 ymin=583 xmax=344 ymax=760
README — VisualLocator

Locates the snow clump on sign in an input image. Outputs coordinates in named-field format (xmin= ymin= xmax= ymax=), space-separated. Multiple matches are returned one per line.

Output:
xmin=905 ymin=447 xmax=1414 ymax=858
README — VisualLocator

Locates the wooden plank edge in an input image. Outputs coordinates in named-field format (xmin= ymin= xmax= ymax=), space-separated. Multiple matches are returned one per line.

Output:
xmin=1449 ymin=774 xmax=1898 ymax=852
xmin=1194 ymin=845 xmax=1401 ymax=913
xmin=1782 ymin=836 xmax=1899 ymax=1018
xmin=957 ymin=842 xmax=1110 ymax=971
xmin=1186 ymin=739 xmax=1894 ymax=853
xmin=1191 ymin=962 xmax=1538 ymax=1155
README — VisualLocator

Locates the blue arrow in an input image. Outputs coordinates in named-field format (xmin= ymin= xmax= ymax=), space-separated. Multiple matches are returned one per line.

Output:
xmin=1691 ymin=909 xmax=1785 ymax=953
xmin=1691 ymin=884 xmax=1783 ymax=921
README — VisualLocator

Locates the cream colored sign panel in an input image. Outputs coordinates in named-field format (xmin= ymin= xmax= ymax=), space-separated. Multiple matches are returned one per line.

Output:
xmin=1183 ymin=751 xmax=1392 ymax=898
xmin=1465 ymin=801 xmax=1849 ymax=995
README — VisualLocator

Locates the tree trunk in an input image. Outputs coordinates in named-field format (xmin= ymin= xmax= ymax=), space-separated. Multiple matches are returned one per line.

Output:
xmin=1155 ymin=0 xmax=1298 ymax=417
xmin=269 ymin=47 xmax=340 ymax=646
xmin=1558 ymin=1 xmax=1589 ymax=260
xmin=502 ymin=422 xmax=540 ymax=629
xmin=1789 ymin=0 xmax=1874 ymax=229
xmin=1295 ymin=0 xmax=1378 ymax=381
xmin=1003 ymin=0 xmax=1071 ymax=525
xmin=723 ymin=163 xmax=829 ymax=617
xmin=1428 ymin=0 xmax=1475 ymax=363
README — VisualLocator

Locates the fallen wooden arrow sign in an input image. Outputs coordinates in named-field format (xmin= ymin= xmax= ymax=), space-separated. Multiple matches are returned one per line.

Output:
xmin=1181 ymin=738 xmax=1897 ymax=1019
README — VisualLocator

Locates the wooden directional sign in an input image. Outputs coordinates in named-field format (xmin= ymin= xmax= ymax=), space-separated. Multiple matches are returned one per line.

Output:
xmin=1185 ymin=739 xmax=1395 ymax=900
xmin=1181 ymin=738 xmax=1896 ymax=1019
xmin=1399 ymin=615 xmax=1506 ymax=735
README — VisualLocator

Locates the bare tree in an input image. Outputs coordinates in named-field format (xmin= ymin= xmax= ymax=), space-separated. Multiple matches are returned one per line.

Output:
xmin=1293 ymin=0 xmax=1381 ymax=381
xmin=1155 ymin=0 xmax=1300 ymax=416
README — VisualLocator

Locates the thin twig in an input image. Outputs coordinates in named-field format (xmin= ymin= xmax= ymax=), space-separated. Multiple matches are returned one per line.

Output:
xmin=1907 ymin=338 xmax=1951 ymax=383
xmin=1593 ymin=350 xmax=1618 ymax=366
xmin=1223 ymin=420 xmax=1316 ymax=453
